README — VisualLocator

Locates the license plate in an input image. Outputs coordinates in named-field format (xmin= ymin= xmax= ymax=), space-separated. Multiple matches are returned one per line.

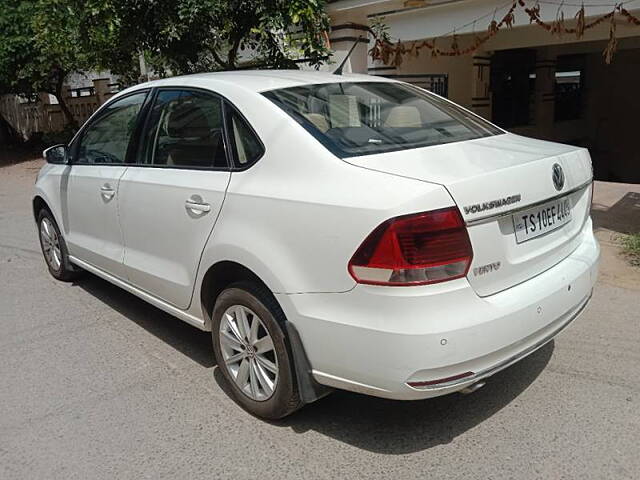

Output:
xmin=512 ymin=196 xmax=572 ymax=243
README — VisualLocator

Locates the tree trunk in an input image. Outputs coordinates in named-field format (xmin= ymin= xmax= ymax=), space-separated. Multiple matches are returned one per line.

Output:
xmin=51 ymin=68 xmax=77 ymax=130
xmin=227 ymin=37 xmax=243 ymax=69
xmin=55 ymin=93 xmax=77 ymax=130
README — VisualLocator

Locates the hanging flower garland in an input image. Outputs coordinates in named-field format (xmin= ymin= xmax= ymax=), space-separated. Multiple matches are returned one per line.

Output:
xmin=369 ymin=1 xmax=640 ymax=66
xmin=620 ymin=6 xmax=640 ymax=24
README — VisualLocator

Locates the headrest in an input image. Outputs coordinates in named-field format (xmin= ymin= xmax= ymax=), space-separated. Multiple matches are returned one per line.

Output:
xmin=329 ymin=95 xmax=361 ymax=128
xmin=166 ymin=101 xmax=211 ymax=138
xmin=303 ymin=113 xmax=330 ymax=133
xmin=384 ymin=105 xmax=422 ymax=128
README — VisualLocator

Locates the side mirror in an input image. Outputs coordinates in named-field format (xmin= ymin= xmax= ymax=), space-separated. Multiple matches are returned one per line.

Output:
xmin=43 ymin=144 xmax=68 ymax=164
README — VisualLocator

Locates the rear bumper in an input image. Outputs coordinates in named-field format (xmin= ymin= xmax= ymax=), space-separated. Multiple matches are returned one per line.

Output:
xmin=276 ymin=220 xmax=600 ymax=400
xmin=410 ymin=290 xmax=591 ymax=393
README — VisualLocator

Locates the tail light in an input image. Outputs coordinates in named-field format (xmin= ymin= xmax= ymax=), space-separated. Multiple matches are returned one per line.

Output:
xmin=348 ymin=207 xmax=473 ymax=286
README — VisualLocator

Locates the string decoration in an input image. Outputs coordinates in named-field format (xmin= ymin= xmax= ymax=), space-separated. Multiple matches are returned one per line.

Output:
xmin=409 ymin=40 xmax=420 ymax=57
xmin=392 ymin=40 xmax=405 ymax=67
xmin=451 ymin=32 xmax=460 ymax=54
xmin=575 ymin=4 xmax=586 ymax=38
xmin=603 ymin=8 xmax=618 ymax=63
xmin=551 ymin=3 xmax=566 ymax=36
xmin=369 ymin=0 xmax=640 ymax=66
xmin=525 ymin=3 xmax=545 ymax=26
xmin=620 ymin=7 xmax=640 ymax=24
xmin=504 ymin=7 xmax=516 ymax=28
xmin=431 ymin=38 xmax=439 ymax=59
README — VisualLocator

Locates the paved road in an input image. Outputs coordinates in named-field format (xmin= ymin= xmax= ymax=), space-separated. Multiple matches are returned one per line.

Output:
xmin=1 ymin=159 xmax=639 ymax=479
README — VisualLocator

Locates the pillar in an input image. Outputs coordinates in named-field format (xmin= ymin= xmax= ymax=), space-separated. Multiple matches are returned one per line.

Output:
xmin=329 ymin=22 xmax=370 ymax=74
xmin=471 ymin=52 xmax=491 ymax=120
xmin=93 ymin=78 xmax=110 ymax=106
xmin=533 ymin=49 xmax=557 ymax=138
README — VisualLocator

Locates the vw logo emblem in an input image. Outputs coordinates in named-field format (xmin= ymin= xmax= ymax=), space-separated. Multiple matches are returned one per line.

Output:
xmin=552 ymin=163 xmax=565 ymax=191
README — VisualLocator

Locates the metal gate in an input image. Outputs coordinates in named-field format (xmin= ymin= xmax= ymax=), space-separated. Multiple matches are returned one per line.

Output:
xmin=379 ymin=74 xmax=449 ymax=97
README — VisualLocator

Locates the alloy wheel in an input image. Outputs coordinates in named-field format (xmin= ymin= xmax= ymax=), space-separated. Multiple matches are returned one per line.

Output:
xmin=219 ymin=305 xmax=279 ymax=401
xmin=40 ymin=217 xmax=62 ymax=271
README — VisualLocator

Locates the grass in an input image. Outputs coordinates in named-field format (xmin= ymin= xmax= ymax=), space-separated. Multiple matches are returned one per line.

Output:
xmin=621 ymin=233 xmax=640 ymax=266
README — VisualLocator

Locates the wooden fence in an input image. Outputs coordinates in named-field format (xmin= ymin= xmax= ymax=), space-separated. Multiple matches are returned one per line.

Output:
xmin=0 ymin=78 xmax=120 ymax=140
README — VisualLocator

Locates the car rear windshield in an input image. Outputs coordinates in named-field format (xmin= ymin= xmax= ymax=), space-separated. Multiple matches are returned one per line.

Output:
xmin=262 ymin=81 xmax=503 ymax=158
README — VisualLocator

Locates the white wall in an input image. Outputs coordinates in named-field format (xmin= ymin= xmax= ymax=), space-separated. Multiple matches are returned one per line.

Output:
xmin=389 ymin=53 xmax=474 ymax=108
xmin=372 ymin=0 xmax=640 ymax=45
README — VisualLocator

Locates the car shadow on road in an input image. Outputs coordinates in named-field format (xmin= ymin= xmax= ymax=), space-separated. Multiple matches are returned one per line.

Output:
xmin=73 ymin=272 xmax=553 ymax=455
xmin=592 ymin=191 xmax=640 ymax=234
xmin=74 ymin=273 xmax=216 ymax=368
xmin=276 ymin=342 xmax=554 ymax=454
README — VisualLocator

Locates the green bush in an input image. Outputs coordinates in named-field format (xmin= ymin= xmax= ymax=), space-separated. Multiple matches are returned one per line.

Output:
xmin=621 ymin=233 xmax=640 ymax=266
xmin=40 ymin=126 xmax=76 ymax=147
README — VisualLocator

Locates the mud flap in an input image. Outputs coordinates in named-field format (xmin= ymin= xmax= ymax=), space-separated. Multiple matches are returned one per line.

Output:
xmin=285 ymin=321 xmax=333 ymax=405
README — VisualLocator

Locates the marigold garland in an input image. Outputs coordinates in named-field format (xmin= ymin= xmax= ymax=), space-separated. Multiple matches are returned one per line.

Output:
xmin=368 ymin=1 xmax=640 ymax=66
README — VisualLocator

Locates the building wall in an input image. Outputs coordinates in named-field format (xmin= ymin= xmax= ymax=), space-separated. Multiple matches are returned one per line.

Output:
xmin=377 ymin=53 xmax=474 ymax=108
xmin=328 ymin=1 xmax=640 ymax=182
xmin=583 ymin=48 xmax=640 ymax=182
xmin=506 ymin=42 xmax=640 ymax=182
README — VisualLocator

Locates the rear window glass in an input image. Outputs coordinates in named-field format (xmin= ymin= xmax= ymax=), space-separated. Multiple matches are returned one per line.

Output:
xmin=263 ymin=81 xmax=502 ymax=158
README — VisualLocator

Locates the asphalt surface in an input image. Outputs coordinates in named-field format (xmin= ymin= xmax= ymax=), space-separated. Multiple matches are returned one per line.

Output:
xmin=1 ymin=159 xmax=639 ymax=479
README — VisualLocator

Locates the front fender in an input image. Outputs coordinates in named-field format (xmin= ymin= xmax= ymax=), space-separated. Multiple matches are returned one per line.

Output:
xmin=33 ymin=163 xmax=70 ymax=234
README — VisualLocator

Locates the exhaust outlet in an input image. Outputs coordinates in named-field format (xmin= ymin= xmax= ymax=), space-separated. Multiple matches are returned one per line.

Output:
xmin=459 ymin=380 xmax=486 ymax=395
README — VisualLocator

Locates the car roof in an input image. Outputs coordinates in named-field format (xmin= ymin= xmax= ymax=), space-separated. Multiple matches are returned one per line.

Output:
xmin=128 ymin=70 xmax=396 ymax=94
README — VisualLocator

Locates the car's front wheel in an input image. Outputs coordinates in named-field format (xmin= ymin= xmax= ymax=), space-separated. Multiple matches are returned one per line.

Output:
xmin=212 ymin=282 xmax=301 ymax=419
xmin=37 ymin=209 xmax=82 ymax=281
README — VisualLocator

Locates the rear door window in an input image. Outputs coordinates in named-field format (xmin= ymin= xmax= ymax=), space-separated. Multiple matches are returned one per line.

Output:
xmin=140 ymin=89 xmax=228 ymax=169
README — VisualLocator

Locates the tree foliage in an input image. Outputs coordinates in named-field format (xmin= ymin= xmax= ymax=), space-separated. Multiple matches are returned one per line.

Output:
xmin=0 ymin=0 xmax=331 ymax=128
xmin=101 ymin=0 xmax=331 ymax=78
xmin=0 ymin=0 xmax=110 ymax=126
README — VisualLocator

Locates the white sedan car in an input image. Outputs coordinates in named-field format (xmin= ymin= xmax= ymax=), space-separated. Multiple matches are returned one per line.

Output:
xmin=34 ymin=71 xmax=599 ymax=419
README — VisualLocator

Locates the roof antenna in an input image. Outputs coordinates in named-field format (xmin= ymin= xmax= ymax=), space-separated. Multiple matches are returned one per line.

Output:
xmin=333 ymin=35 xmax=363 ymax=75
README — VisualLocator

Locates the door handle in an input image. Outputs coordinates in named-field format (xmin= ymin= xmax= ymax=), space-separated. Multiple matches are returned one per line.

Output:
xmin=100 ymin=184 xmax=115 ymax=201
xmin=185 ymin=198 xmax=211 ymax=213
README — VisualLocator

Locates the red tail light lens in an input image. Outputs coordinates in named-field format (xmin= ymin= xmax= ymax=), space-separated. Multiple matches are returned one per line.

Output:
xmin=348 ymin=207 xmax=473 ymax=286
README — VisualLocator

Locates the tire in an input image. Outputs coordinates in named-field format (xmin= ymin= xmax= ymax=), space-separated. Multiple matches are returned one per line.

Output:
xmin=212 ymin=281 xmax=302 ymax=419
xmin=37 ymin=209 xmax=82 ymax=282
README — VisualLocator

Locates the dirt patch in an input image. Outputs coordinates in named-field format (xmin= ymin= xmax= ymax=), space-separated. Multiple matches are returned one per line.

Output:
xmin=592 ymin=181 xmax=640 ymax=291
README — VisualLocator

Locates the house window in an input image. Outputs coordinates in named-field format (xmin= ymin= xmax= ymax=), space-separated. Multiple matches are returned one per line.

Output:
xmin=490 ymin=49 xmax=536 ymax=128
xmin=554 ymin=69 xmax=583 ymax=121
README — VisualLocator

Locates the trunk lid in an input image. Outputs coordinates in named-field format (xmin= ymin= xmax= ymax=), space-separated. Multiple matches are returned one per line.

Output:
xmin=345 ymin=133 xmax=593 ymax=296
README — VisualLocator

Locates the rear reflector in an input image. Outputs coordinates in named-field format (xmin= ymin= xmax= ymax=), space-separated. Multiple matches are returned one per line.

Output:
xmin=348 ymin=207 xmax=473 ymax=286
xmin=408 ymin=371 xmax=474 ymax=388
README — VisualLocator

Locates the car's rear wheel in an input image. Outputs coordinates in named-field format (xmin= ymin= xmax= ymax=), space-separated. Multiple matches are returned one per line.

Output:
xmin=212 ymin=281 xmax=301 ymax=419
xmin=37 ymin=209 xmax=82 ymax=281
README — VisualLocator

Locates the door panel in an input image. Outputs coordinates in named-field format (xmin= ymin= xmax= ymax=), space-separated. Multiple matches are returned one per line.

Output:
xmin=118 ymin=89 xmax=231 ymax=309
xmin=118 ymin=168 xmax=230 ymax=308
xmin=64 ymin=91 xmax=148 ymax=278
xmin=65 ymin=166 xmax=128 ymax=277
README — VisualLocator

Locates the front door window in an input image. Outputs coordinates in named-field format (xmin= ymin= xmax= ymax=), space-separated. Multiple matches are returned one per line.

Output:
xmin=76 ymin=92 xmax=147 ymax=164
